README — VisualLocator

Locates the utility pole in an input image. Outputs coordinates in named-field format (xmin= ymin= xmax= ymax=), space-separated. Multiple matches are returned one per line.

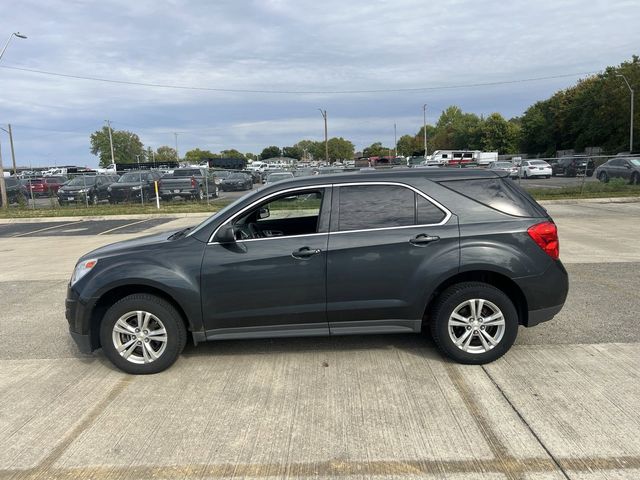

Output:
xmin=423 ymin=104 xmax=428 ymax=158
xmin=617 ymin=74 xmax=635 ymax=152
xmin=174 ymin=133 xmax=180 ymax=162
xmin=394 ymin=122 xmax=397 ymax=157
xmin=0 ymin=124 xmax=17 ymax=174
xmin=7 ymin=124 xmax=16 ymax=174
xmin=319 ymin=109 xmax=329 ymax=164
xmin=0 ymin=138 xmax=7 ymax=209
xmin=105 ymin=120 xmax=115 ymax=166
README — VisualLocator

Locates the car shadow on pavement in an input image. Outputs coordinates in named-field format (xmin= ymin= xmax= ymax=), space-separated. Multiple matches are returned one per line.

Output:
xmin=181 ymin=332 xmax=444 ymax=362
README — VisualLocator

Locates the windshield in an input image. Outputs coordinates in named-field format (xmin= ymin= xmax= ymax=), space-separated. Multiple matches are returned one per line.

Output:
xmin=67 ymin=176 xmax=96 ymax=186
xmin=119 ymin=172 xmax=147 ymax=182
xmin=172 ymin=169 xmax=201 ymax=177
xmin=267 ymin=173 xmax=293 ymax=182
xmin=531 ymin=161 xmax=549 ymax=166
xmin=227 ymin=173 xmax=246 ymax=179
xmin=214 ymin=171 xmax=230 ymax=178
xmin=629 ymin=159 xmax=640 ymax=167
xmin=494 ymin=162 xmax=513 ymax=168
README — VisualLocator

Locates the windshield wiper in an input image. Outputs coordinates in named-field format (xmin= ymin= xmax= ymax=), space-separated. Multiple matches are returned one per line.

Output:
xmin=168 ymin=226 xmax=192 ymax=240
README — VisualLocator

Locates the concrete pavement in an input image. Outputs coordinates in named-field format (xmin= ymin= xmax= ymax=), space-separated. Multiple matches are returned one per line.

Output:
xmin=0 ymin=199 xmax=639 ymax=479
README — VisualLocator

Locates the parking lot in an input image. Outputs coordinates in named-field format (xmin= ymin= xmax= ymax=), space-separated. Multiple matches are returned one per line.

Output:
xmin=1 ymin=199 xmax=639 ymax=479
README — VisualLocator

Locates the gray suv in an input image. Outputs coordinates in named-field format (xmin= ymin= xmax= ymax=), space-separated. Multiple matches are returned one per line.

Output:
xmin=66 ymin=169 xmax=568 ymax=374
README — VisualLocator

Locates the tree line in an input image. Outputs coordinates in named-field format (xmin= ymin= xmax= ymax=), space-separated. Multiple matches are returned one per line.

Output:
xmin=90 ymin=56 xmax=638 ymax=166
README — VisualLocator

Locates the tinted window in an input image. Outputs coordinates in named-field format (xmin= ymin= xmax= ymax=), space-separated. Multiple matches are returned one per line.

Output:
xmin=338 ymin=185 xmax=415 ymax=231
xmin=609 ymin=159 xmax=624 ymax=167
xmin=440 ymin=178 xmax=542 ymax=217
xmin=417 ymin=195 xmax=446 ymax=224
xmin=5 ymin=178 xmax=18 ymax=187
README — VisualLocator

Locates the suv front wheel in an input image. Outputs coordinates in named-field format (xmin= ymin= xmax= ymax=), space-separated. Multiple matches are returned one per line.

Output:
xmin=430 ymin=282 xmax=518 ymax=364
xmin=100 ymin=294 xmax=187 ymax=374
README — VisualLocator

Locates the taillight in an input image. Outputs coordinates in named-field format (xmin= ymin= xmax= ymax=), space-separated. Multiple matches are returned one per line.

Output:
xmin=191 ymin=176 xmax=197 ymax=188
xmin=528 ymin=221 xmax=559 ymax=260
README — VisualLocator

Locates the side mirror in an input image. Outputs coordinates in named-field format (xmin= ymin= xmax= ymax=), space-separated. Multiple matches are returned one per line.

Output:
xmin=215 ymin=223 xmax=235 ymax=243
xmin=258 ymin=207 xmax=270 ymax=219
xmin=625 ymin=164 xmax=632 ymax=169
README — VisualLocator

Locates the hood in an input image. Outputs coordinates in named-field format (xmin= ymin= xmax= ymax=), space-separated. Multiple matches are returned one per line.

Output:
xmin=80 ymin=230 xmax=175 ymax=261
xmin=110 ymin=182 xmax=147 ymax=189
xmin=60 ymin=185 xmax=93 ymax=192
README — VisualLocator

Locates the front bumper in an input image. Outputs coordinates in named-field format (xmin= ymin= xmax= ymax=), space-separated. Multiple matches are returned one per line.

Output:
xmin=65 ymin=285 xmax=96 ymax=353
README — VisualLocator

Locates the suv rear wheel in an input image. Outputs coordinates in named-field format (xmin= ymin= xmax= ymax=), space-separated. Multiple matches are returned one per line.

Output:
xmin=430 ymin=282 xmax=518 ymax=364
xmin=100 ymin=294 xmax=187 ymax=374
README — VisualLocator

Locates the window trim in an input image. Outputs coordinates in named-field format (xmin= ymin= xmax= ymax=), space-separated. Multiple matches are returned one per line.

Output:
xmin=207 ymin=181 xmax=452 ymax=244
xmin=332 ymin=181 xmax=451 ymax=234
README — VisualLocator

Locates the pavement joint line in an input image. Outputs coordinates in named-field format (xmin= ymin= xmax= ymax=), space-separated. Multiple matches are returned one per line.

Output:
xmin=3 ymin=456 xmax=640 ymax=479
xmin=443 ymin=363 xmax=527 ymax=480
xmin=96 ymin=218 xmax=152 ymax=236
xmin=30 ymin=375 xmax=133 ymax=478
xmin=480 ymin=364 xmax=571 ymax=480
xmin=9 ymin=220 xmax=84 ymax=238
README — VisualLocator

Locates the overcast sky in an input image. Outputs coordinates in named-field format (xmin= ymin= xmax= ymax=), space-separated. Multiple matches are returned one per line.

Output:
xmin=1 ymin=0 xmax=638 ymax=167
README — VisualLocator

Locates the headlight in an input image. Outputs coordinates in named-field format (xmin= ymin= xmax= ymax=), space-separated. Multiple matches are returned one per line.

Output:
xmin=78 ymin=188 xmax=89 ymax=193
xmin=132 ymin=185 xmax=142 ymax=190
xmin=71 ymin=258 xmax=98 ymax=286
xmin=107 ymin=186 xmax=112 ymax=192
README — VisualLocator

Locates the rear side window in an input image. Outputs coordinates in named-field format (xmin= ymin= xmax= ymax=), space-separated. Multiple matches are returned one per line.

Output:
xmin=439 ymin=178 xmax=542 ymax=217
xmin=338 ymin=185 xmax=446 ymax=231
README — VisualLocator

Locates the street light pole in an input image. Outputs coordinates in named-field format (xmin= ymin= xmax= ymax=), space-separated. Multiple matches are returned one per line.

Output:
xmin=423 ymin=104 xmax=428 ymax=158
xmin=0 ymin=32 xmax=27 ymax=62
xmin=617 ymin=74 xmax=635 ymax=153
xmin=318 ymin=109 xmax=329 ymax=164
xmin=0 ymin=32 xmax=27 ymax=209
xmin=174 ymin=133 xmax=180 ymax=163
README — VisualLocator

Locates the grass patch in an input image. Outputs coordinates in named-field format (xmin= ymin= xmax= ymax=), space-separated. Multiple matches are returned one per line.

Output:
xmin=0 ymin=199 xmax=233 ymax=219
xmin=526 ymin=178 xmax=640 ymax=200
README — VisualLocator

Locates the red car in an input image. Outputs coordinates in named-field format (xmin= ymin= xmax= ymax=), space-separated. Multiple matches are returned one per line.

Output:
xmin=26 ymin=176 xmax=68 ymax=196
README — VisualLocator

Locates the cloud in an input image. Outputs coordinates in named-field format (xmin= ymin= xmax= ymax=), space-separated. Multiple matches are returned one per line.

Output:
xmin=0 ymin=0 xmax=638 ymax=166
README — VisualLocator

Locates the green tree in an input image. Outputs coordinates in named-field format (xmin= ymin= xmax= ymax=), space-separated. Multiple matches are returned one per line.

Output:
xmin=282 ymin=146 xmax=303 ymax=160
xmin=90 ymin=127 xmax=145 ymax=166
xmin=396 ymin=134 xmax=419 ymax=157
xmin=156 ymin=145 xmax=178 ymax=163
xmin=184 ymin=148 xmax=217 ymax=163
xmin=260 ymin=146 xmax=281 ymax=159
xmin=327 ymin=137 xmax=355 ymax=161
xmin=480 ymin=113 xmax=520 ymax=153
xmin=220 ymin=149 xmax=245 ymax=159
xmin=363 ymin=142 xmax=392 ymax=157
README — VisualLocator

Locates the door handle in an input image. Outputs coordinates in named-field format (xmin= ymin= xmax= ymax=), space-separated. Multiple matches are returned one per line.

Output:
xmin=292 ymin=247 xmax=321 ymax=259
xmin=410 ymin=234 xmax=440 ymax=246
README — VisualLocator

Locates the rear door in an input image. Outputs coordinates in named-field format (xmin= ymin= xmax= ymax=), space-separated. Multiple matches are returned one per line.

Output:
xmin=326 ymin=182 xmax=459 ymax=334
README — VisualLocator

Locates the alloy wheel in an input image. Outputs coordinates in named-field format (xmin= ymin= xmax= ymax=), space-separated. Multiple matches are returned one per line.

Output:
xmin=447 ymin=299 xmax=505 ymax=354
xmin=112 ymin=310 xmax=168 ymax=364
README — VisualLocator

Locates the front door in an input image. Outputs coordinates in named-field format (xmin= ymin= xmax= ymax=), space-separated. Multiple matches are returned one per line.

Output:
xmin=200 ymin=187 xmax=331 ymax=339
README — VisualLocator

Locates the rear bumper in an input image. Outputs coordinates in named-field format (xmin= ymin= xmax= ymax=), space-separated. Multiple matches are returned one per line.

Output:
xmin=515 ymin=259 xmax=569 ymax=327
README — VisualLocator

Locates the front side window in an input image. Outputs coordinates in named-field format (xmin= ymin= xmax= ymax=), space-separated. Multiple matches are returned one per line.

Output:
xmin=337 ymin=185 xmax=444 ymax=231
xmin=233 ymin=189 xmax=324 ymax=239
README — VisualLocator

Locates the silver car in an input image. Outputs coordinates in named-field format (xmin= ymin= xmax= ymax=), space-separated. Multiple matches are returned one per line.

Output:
xmin=488 ymin=161 xmax=519 ymax=178
xmin=594 ymin=157 xmax=640 ymax=184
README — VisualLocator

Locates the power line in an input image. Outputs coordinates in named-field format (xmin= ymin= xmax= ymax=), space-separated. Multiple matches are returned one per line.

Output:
xmin=0 ymin=64 xmax=599 ymax=95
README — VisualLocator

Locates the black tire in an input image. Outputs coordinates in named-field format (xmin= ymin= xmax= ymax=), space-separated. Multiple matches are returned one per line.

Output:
xmin=100 ymin=293 xmax=187 ymax=374
xmin=91 ymin=193 xmax=99 ymax=205
xmin=196 ymin=188 xmax=205 ymax=201
xmin=429 ymin=282 xmax=519 ymax=365
xmin=598 ymin=171 xmax=608 ymax=183
xmin=631 ymin=173 xmax=639 ymax=185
